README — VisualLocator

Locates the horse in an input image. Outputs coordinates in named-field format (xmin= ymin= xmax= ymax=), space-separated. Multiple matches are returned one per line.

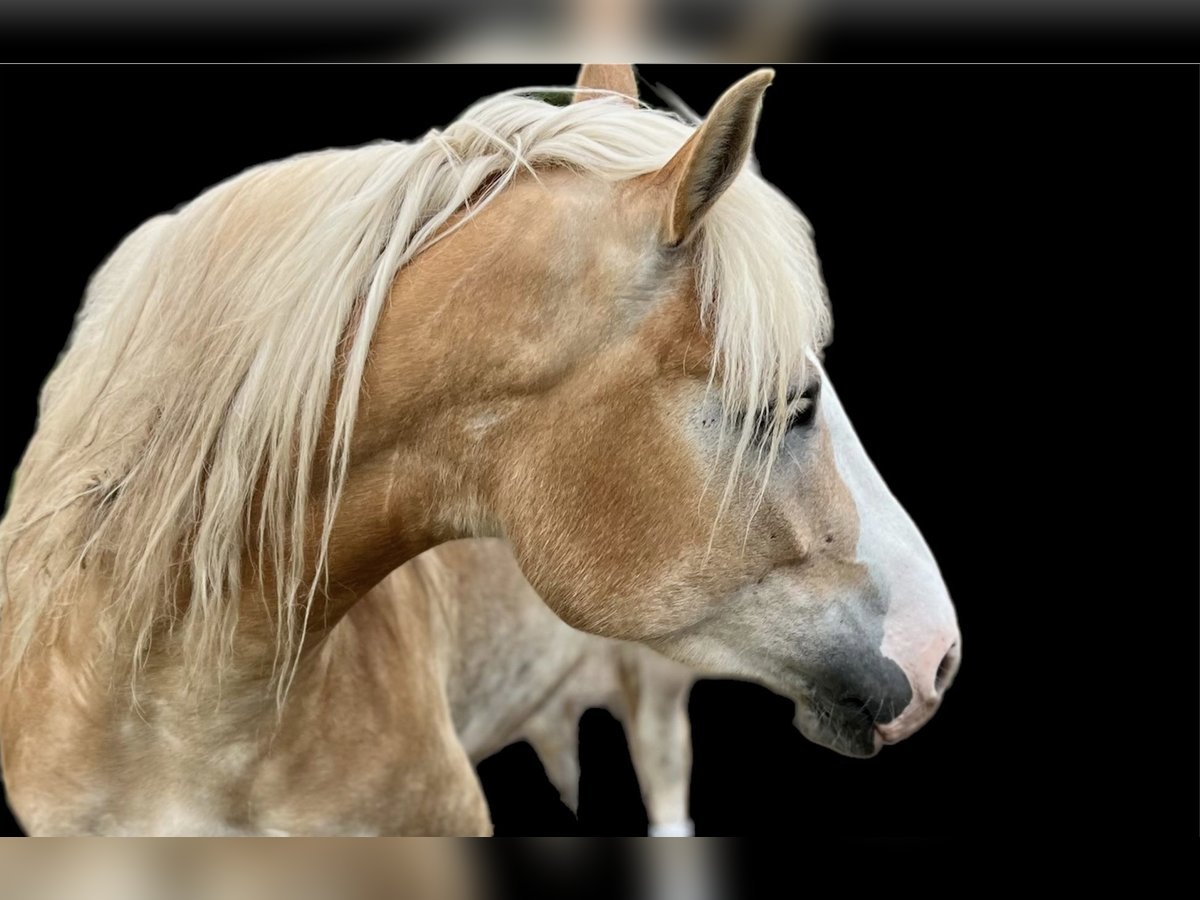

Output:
xmin=375 ymin=538 xmax=697 ymax=835
xmin=0 ymin=64 xmax=961 ymax=835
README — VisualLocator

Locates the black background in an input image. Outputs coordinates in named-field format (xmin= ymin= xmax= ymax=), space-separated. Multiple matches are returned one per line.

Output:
xmin=1 ymin=66 xmax=1196 ymax=838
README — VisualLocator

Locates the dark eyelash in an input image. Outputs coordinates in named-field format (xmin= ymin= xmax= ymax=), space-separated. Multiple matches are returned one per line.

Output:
xmin=786 ymin=394 xmax=817 ymax=430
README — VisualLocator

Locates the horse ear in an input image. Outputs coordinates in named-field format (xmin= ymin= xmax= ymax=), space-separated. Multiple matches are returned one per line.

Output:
xmin=653 ymin=68 xmax=774 ymax=245
xmin=573 ymin=64 xmax=639 ymax=106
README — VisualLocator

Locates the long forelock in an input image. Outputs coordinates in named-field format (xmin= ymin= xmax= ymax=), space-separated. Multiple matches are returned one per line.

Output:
xmin=0 ymin=83 xmax=828 ymax=703
xmin=698 ymin=164 xmax=832 ymax=517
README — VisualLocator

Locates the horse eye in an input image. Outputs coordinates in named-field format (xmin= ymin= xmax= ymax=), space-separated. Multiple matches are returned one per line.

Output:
xmin=786 ymin=387 xmax=818 ymax=431
xmin=750 ymin=384 xmax=820 ymax=440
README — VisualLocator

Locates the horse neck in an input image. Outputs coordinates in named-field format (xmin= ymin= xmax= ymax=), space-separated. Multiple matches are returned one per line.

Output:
xmin=297 ymin=240 xmax=502 ymax=634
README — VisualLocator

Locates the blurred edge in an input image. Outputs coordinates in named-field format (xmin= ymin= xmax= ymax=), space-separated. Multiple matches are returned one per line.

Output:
xmin=0 ymin=0 xmax=1198 ymax=61
xmin=0 ymin=838 xmax=740 ymax=900
xmin=0 ymin=839 xmax=480 ymax=900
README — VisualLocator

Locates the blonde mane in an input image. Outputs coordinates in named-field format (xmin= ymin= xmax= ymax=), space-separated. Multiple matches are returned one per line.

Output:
xmin=0 ymin=86 xmax=829 ymax=701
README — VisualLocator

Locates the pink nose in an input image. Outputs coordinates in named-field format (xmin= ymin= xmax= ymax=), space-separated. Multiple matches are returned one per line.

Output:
xmin=876 ymin=638 xmax=961 ymax=744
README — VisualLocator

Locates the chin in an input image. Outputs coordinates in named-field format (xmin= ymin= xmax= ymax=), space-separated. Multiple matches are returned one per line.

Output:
xmin=792 ymin=700 xmax=883 ymax=759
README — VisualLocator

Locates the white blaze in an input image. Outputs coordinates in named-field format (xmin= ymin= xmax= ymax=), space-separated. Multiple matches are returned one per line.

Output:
xmin=819 ymin=364 xmax=961 ymax=740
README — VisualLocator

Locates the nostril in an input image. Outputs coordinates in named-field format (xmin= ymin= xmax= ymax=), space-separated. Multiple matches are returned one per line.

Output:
xmin=935 ymin=643 xmax=958 ymax=692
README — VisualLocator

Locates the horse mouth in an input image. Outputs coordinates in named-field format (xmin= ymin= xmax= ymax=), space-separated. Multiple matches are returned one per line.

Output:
xmin=791 ymin=697 xmax=884 ymax=759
